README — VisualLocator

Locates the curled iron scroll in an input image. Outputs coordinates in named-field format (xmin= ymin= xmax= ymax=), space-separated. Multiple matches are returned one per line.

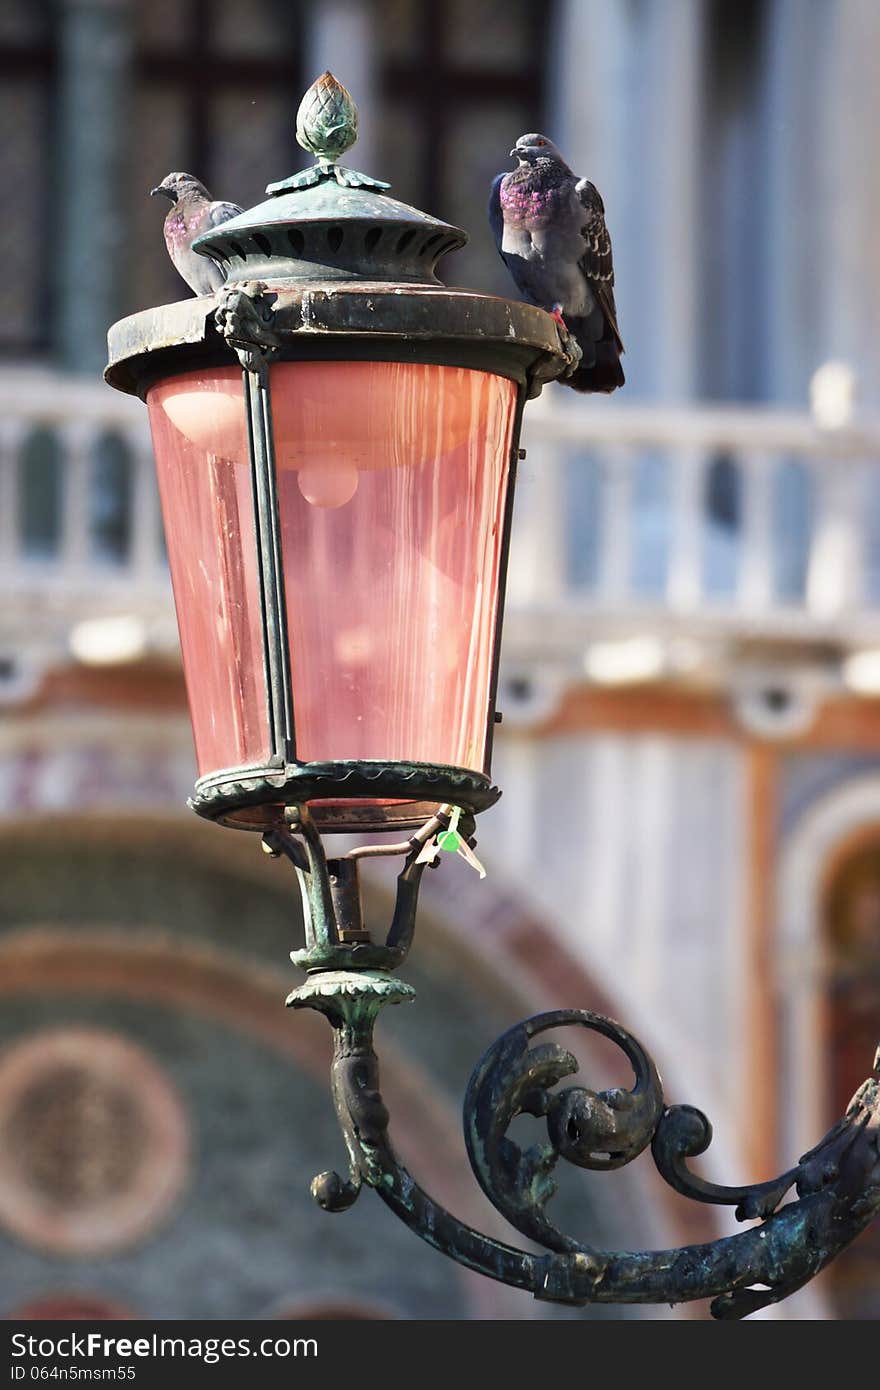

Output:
xmin=463 ymin=1009 xmax=664 ymax=1252
xmin=292 ymin=964 xmax=880 ymax=1317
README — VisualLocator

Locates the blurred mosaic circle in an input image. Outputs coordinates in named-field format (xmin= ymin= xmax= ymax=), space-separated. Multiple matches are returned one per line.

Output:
xmin=0 ymin=1028 xmax=190 ymax=1255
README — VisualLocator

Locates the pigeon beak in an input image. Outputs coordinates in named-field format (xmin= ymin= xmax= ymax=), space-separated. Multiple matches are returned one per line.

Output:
xmin=150 ymin=185 xmax=175 ymax=201
xmin=509 ymin=148 xmax=519 ymax=159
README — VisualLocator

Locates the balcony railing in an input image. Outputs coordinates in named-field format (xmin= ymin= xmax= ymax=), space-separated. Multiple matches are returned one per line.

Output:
xmin=505 ymin=394 xmax=880 ymax=659
xmin=0 ymin=369 xmax=168 ymax=622
xmin=4 ymin=367 xmax=880 ymax=670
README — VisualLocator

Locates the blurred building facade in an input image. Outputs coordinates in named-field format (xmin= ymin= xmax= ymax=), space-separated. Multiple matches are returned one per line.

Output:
xmin=0 ymin=0 xmax=878 ymax=1319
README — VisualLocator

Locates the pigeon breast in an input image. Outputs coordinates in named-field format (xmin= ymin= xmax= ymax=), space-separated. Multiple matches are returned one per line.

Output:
xmin=499 ymin=165 xmax=591 ymax=315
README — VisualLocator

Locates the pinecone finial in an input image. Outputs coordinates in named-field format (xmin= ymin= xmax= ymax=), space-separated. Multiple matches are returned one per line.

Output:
xmin=295 ymin=72 xmax=358 ymax=164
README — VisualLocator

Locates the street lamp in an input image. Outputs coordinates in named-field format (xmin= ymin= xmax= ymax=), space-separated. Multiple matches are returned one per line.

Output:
xmin=106 ymin=74 xmax=880 ymax=1320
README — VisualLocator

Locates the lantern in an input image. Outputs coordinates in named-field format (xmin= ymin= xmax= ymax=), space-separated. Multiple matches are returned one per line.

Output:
xmin=105 ymin=75 xmax=566 ymax=835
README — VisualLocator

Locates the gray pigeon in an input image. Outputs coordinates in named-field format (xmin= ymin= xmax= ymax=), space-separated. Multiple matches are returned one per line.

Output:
xmin=489 ymin=135 xmax=624 ymax=392
xmin=150 ymin=172 xmax=242 ymax=296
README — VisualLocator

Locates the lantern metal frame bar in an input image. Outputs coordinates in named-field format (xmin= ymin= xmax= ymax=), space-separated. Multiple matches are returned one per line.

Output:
xmin=243 ymin=360 xmax=296 ymax=767
xmin=483 ymin=390 xmax=525 ymax=771
xmin=103 ymin=73 xmax=880 ymax=1319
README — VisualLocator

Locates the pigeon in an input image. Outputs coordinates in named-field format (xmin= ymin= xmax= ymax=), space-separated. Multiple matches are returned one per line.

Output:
xmin=489 ymin=135 xmax=624 ymax=392
xmin=150 ymin=172 xmax=242 ymax=296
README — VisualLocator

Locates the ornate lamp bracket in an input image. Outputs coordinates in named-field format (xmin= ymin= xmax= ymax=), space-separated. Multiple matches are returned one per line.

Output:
xmin=275 ymin=814 xmax=880 ymax=1320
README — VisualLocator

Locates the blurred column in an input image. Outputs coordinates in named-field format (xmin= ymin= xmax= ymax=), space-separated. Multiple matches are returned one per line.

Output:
xmin=0 ymin=419 xmax=25 ymax=581
xmin=58 ymin=419 xmax=94 ymax=574
xmin=820 ymin=0 xmax=880 ymax=409
xmin=667 ymin=448 xmax=705 ymax=609
xmin=643 ymin=0 xmax=703 ymax=401
xmin=763 ymin=0 xmax=828 ymax=404
xmin=738 ymin=452 xmax=775 ymax=610
xmin=806 ymin=458 xmax=865 ymax=618
xmin=597 ymin=448 xmax=634 ymax=601
xmin=551 ymin=0 xmax=703 ymax=400
xmin=54 ymin=0 xmax=134 ymax=375
xmin=305 ymin=1 xmax=376 ymax=172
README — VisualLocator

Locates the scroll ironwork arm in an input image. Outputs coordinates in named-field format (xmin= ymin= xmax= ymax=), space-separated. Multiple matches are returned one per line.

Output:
xmin=289 ymin=973 xmax=880 ymax=1319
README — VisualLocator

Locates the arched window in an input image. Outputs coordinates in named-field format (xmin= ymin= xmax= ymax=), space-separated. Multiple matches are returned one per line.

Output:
xmin=378 ymin=0 xmax=550 ymax=296
xmin=698 ymin=0 xmax=767 ymax=400
xmin=19 ymin=427 xmax=61 ymax=560
xmin=127 ymin=1 xmax=306 ymax=318
xmin=0 ymin=4 xmax=52 ymax=355
xmin=822 ymin=836 xmax=880 ymax=1319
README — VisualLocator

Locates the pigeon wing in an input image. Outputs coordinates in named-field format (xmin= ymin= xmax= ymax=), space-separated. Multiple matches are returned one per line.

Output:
xmin=206 ymin=200 xmax=243 ymax=228
xmin=488 ymin=174 xmax=505 ymax=254
xmin=576 ymin=179 xmax=624 ymax=354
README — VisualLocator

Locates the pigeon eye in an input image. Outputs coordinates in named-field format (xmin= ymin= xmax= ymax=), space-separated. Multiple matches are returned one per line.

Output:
xmin=536 ymin=139 xmax=546 ymax=146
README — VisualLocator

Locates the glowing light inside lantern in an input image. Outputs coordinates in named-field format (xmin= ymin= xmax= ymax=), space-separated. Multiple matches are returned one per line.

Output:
xmin=297 ymin=459 xmax=360 ymax=507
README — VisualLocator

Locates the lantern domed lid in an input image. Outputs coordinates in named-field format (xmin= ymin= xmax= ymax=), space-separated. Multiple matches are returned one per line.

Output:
xmin=105 ymin=70 xmax=570 ymax=402
xmin=192 ymin=72 xmax=467 ymax=288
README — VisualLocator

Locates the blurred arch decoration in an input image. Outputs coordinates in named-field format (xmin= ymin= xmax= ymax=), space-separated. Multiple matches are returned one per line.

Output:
xmin=103 ymin=73 xmax=880 ymax=1321
xmin=779 ymin=773 xmax=880 ymax=1160
xmin=0 ymin=847 xmax=575 ymax=1320
xmin=5 ymin=1295 xmax=134 ymax=1321
xmin=822 ymin=835 xmax=880 ymax=1317
xmin=266 ymin=1295 xmax=400 ymax=1321
xmin=0 ymin=1027 xmax=189 ymax=1257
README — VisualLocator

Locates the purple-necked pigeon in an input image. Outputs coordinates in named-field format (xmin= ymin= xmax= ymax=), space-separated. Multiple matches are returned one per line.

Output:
xmin=489 ymin=135 xmax=625 ymax=392
xmin=150 ymin=172 xmax=242 ymax=296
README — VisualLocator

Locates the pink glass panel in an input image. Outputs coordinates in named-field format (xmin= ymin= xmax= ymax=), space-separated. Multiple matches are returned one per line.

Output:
xmin=147 ymin=368 xmax=270 ymax=775
xmin=271 ymin=361 xmax=516 ymax=771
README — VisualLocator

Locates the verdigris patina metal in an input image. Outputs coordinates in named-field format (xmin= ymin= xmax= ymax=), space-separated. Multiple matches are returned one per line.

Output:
xmin=276 ymin=804 xmax=880 ymax=1320
xmin=269 ymin=70 xmax=389 ymax=193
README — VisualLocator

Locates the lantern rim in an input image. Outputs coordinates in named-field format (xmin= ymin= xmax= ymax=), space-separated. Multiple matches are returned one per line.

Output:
xmin=105 ymin=284 xmax=569 ymax=398
xmin=189 ymin=758 xmax=501 ymax=834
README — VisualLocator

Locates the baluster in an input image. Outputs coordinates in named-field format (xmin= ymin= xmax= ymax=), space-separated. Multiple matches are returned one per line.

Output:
xmin=666 ymin=447 xmax=704 ymax=610
xmin=130 ymin=427 xmax=163 ymax=583
xmin=597 ymin=447 xmax=634 ymax=603
xmin=848 ymin=457 xmax=870 ymax=616
xmin=0 ymin=419 xmax=25 ymax=584
xmin=58 ymin=419 xmax=97 ymax=578
xmin=507 ymin=432 xmax=564 ymax=605
xmin=806 ymin=455 xmax=865 ymax=618
xmin=738 ymin=451 xmax=775 ymax=611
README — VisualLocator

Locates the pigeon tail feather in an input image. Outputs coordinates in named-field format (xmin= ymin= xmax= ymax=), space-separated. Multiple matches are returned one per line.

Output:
xmin=566 ymin=356 xmax=626 ymax=393
xmin=564 ymin=314 xmax=625 ymax=392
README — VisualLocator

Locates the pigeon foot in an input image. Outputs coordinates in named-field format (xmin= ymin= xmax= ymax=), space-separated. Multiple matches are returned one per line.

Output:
xmin=552 ymin=315 xmax=583 ymax=379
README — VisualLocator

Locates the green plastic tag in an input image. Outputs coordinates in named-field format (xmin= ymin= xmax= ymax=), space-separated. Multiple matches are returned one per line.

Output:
xmin=437 ymin=829 xmax=462 ymax=853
